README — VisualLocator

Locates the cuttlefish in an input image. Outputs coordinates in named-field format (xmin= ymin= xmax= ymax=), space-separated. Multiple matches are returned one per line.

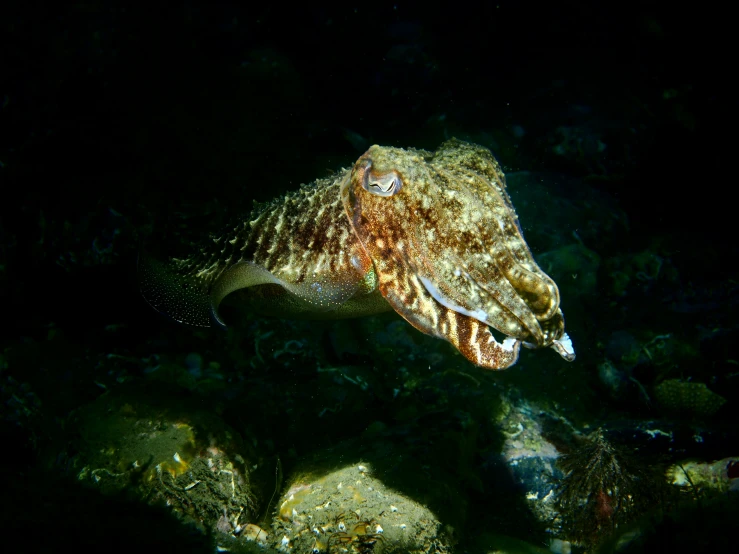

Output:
xmin=139 ymin=139 xmax=574 ymax=369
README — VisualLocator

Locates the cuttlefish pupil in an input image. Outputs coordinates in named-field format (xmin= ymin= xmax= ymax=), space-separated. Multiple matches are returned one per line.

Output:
xmin=139 ymin=139 xmax=575 ymax=371
xmin=362 ymin=162 xmax=402 ymax=197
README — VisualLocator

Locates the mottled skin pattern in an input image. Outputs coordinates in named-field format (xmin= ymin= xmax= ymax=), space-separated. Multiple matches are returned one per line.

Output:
xmin=140 ymin=139 xmax=574 ymax=369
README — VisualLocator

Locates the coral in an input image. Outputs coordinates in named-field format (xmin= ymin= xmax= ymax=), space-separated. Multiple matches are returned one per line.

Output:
xmin=555 ymin=429 xmax=666 ymax=548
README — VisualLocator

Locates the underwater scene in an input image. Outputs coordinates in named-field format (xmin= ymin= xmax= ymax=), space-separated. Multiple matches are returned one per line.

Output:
xmin=0 ymin=4 xmax=735 ymax=553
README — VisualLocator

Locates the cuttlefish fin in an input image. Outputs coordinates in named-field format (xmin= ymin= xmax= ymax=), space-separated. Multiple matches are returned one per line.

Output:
xmin=139 ymin=252 xmax=363 ymax=329
xmin=208 ymin=261 xmax=284 ymax=327
xmin=138 ymin=252 xmax=286 ymax=329
xmin=208 ymin=261 xmax=364 ymax=324
xmin=137 ymin=251 xmax=214 ymax=328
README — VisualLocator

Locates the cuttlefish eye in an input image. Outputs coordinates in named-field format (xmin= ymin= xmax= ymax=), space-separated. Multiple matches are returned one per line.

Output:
xmin=362 ymin=162 xmax=402 ymax=197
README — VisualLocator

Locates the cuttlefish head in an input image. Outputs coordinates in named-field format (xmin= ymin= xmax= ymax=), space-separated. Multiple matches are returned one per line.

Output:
xmin=340 ymin=138 xmax=574 ymax=370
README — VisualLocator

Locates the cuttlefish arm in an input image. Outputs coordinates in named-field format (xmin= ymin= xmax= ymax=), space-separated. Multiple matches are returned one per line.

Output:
xmin=388 ymin=269 xmax=524 ymax=369
xmin=341 ymin=139 xmax=575 ymax=370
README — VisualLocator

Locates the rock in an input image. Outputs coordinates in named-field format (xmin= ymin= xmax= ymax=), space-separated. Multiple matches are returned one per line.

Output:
xmin=667 ymin=457 xmax=739 ymax=493
xmin=270 ymin=446 xmax=456 ymax=553
xmin=67 ymin=383 xmax=262 ymax=541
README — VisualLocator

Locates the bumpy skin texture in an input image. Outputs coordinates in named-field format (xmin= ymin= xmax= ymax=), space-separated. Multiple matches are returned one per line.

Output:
xmin=140 ymin=139 xmax=574 ymax=369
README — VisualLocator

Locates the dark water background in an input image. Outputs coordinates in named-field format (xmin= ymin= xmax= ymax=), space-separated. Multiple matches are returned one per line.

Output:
xmin=0 ymin=3 xmax=735 ymax=553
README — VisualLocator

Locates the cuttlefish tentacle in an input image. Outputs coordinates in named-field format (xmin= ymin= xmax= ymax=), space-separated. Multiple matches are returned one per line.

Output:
xmin=432 ymin=149 xmax=564 ymax=346
xmin=434 ymin=163 xmax=560 ymax=323
xmin=465 ymin=258 xmax=558 ymax=340
xmin=407 ymin=234 xmax=541 ymax=347
xmin=484 ymin=218 xmax=560 ymax=322
xmin=377 ymin=266 xmax=522 ymax=369
xmin=403 ymin=202 xmax=547 ymax=345
xmin=417 ymin=251 xmax=547 ymax=346
xmin=395 ymin=169 xmax=553 ymax=348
